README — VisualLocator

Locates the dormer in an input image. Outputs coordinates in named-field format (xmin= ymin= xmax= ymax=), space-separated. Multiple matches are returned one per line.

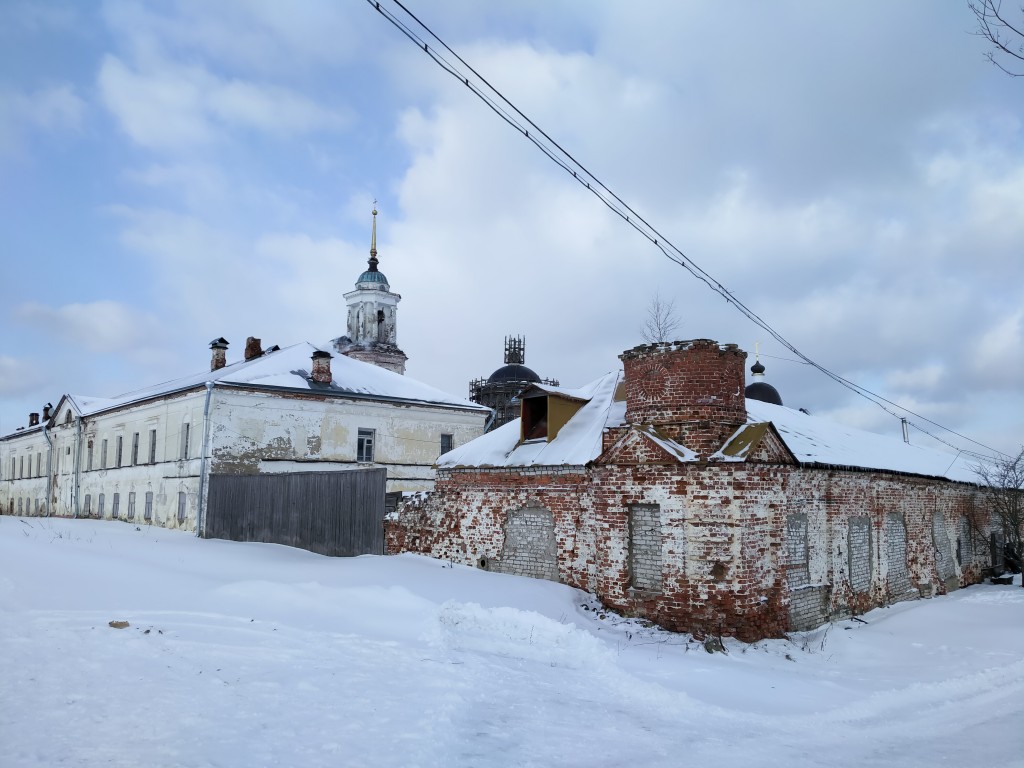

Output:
xmin=519 ymin=385 xmax=588 ymax=443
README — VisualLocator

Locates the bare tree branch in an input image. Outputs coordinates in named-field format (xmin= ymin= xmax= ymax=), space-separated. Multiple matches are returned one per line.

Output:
xmin=969 ymin=0 xmax=1024 ymax=76
xmin=974 ymin=446 xmax=1024 ymax=579
xmin=641 ymin=293 xmax=681 ymax=344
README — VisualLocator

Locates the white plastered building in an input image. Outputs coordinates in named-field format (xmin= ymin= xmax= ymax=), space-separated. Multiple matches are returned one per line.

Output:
xmin=0 ymin=213 xmax=489 ymax=533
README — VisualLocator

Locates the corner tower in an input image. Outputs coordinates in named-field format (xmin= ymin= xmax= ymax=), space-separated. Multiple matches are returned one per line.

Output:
xmin=330 ymin=208 xmax=408 ymax=374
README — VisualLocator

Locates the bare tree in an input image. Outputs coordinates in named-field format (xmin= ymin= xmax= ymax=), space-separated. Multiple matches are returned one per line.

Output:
xmin=969 ymin=0 xmax=1024 ymax=76
xmin=974 ymin=447 xmax=1024 ymax=580
xmin=641 ymin=293 xmax=681 ymax=344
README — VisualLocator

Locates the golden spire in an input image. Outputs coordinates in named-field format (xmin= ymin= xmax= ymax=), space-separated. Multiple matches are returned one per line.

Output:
xmin=368 ymin=203 xmax=379 ymax=272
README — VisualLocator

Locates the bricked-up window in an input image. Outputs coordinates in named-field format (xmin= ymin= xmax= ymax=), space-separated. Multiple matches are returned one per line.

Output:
xmin=957 ymin=516 xmax=973 ymax=566
xmin=101 ymin=439 xmax=108 ymax=469
xmin=10 ymin=457 xmax=14 ymax=480
xmin=98 ymin=493 xmax=105 ymax=518
xmin=521 ymin=395 xmax=549 ymax=441
xmin=131 ymin=433 xmax=140 ymax=465
xmin=112 ymin=493 xmax=120 ymax=519
xmin=17 ymin=498 xmax=22 ymax=514
xmin=785 ymin=512 xmax=810 ymax=588
xmin=180 ymin=423 xmax=190 ymax=460
xmin=35 ymin=452 xmax=41 ymax=477
xmin=848 ymin=516 xmax=872 ymax=593
xmin=628 ymin=504 xmax=663 ymax=592
xmin=127 ymin=492 xmax=136 ymax=520
xmin=116 ymin=436 xmax=123 ymax=468
xmin=19 ymin=455 xmax=24 ymax=479
xmin=144 ymin=491 xmax=153 ymax=521
xmin=357 ymin=429 xmax=375 ymax=463
xmin=933 ymin=512 xmax=955 ymax=581
xmin=885 ymin=513 xmax=912 ymax=596
xmin=87 ymin=441 xmax=94 ymax=471
xmin=83 ymin=494 xmax=92 ymax=516
xmin=177 ymin=492 xmax=186 ymax=523
xmin=440 ymin=433 xmax=454 ymax=456
xmin=148 ymin=429 xmax=157 ymax=464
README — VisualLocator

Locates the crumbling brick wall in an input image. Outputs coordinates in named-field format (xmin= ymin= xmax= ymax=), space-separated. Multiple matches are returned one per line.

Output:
xmin=387 ymin=460 xmax=993 ymax=642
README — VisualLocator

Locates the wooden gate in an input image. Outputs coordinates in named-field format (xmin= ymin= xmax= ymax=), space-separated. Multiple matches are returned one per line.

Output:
xmin=204 ymin=469 xmax=386 ymax=557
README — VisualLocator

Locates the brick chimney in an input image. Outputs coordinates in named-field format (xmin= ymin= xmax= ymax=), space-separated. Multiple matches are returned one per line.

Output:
xmin=311 ymin=350 xmax=333 ymax=384
xmin=210 ymin=337 xmax=229 ymax=371
xmin=619 ymin=339 xmax=747 ymax=454
xmin=244 ymin=336 xmax=263 ymax=361
xmin=29 ymin=413 xmax=39 ymax=427
xmin=42 ymin=403 xmax=52 ymax=421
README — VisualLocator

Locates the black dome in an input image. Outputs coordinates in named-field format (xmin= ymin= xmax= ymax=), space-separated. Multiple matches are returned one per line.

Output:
xmin=746 ymin=381 xmax=783 ymax=406
xmin=488 ymin=364 xmax=541 ymax=384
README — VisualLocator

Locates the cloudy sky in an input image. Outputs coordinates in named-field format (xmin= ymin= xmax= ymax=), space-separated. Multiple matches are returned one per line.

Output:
xmin=2 ymin=1 xmax=1022 ymax=458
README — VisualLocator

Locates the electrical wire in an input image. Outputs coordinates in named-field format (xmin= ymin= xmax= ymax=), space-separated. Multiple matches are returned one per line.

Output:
xmin=367 ymin=0 xmax=1009 ymax=461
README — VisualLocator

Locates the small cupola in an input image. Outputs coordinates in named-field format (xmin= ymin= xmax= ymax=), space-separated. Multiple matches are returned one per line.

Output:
xmin=744 ymin=350 xmax=783 ymax=406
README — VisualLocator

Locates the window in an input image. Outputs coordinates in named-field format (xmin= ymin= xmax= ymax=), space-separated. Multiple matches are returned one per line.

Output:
xmin=148 ymin=429 xmax=157 ymax=464
xmin=101 ymin=439 xmax=108 ymax=469
xmin=84 ymin=494 xmax=92 ymax=516
xmin=19 ymin=456 xmax=23 ymax=479
xmin=87 ymin=441 xmax=94 ymax=471
xmin=112 ymin=493 xmax=120 ymax=519
xmin=131 ymin=433 xmax=139 ymax=465
xmin=64 ymin=411 xmax=72 ymax=425
xmin=9 ymin=457 xmax=14 ymax=480
xmin=98 ymin=493 xmax=106 ymax=518
xmin=440 ymin=433 xmax=454 ymax=456
xmin=127 ymin=492 xmax=136 ymax=520
xmin=17 ymin=498 xmax=23 ymax=514
xmin=116 ymin=436 xmax=123 ymax=468
xmin=35 ymin=452 xmax=41 ymax=477
xmin=177 ymin=492 xmax=186 ymax=523
xmin=144 ymin=491 xmax=153 ymax=521
xmin=180 ymin=423 xmax=190 ymax=460
xmin=357 ymin=428 xmax=375 ymax=463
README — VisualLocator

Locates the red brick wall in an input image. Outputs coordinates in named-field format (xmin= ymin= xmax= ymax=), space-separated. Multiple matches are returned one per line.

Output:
xmin=619 ymin=339 xmax=746 ymax=428
xmin=386 ymin=461 xmax=992 ymax=642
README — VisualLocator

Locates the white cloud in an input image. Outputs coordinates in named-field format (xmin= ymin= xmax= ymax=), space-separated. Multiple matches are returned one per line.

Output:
xmin=97 ymin=55 xmax=350 ymax=150
xmin=0 ymin=84 xmax=85 ymax=154
xmin=14 ymin=301 xmax=167 ymax=355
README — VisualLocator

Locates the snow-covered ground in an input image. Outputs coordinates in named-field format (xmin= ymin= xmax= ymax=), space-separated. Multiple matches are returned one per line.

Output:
xmin=1 ymin=517 xmax=1021 ymax=768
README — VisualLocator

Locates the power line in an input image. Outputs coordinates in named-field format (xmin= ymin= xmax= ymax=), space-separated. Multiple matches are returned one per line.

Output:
xmin=367 ymin=0 xmax=1008 ymax=461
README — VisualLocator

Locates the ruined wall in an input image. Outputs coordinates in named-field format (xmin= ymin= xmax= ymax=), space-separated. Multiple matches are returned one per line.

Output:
xmin=387 ymin=461 xmax=995 ymax=642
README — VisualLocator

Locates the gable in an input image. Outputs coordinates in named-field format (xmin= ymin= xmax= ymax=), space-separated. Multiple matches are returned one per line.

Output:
xmin=714 ymin=422 xmax=797 ymax=465
xmin=596 ymin=425 xmax=696 ymax=466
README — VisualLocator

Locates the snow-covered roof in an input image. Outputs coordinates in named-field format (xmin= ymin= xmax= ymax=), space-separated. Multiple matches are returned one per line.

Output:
xmin=2 ymin=343 xmax=485 ymax=435
xmin=743 ymin=400 xmax=979 ymax=483
xmin=439 ymin=367 xmax=980 ymax=483
xmin=438 ymin=371 xmax=622 ymax=468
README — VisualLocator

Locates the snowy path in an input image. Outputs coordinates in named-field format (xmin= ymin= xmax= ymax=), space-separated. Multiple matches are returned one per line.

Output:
xmin=1 ymin=517 xmax=1022 ymax=767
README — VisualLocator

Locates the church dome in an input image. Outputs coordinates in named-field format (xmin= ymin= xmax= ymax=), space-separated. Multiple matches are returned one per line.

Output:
xmin=745 ymin=381 xmax=783 ymax=406
xmin=356 ymin=269 xmax=389 ymax=289
xmin=488 ymin=363 xmax=541 ymax=384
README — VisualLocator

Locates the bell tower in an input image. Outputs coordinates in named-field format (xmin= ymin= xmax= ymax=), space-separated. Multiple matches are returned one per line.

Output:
xmin=330 ymin=208 xmax=408 ymax=374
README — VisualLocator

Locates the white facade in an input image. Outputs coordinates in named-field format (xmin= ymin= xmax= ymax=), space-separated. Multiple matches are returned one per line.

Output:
xmin=1 ymin=342 xmax=489 ymax=533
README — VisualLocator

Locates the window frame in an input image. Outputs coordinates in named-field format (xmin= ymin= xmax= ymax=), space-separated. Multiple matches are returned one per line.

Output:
xmin=356 ymin=428 xmax=375 ymax=463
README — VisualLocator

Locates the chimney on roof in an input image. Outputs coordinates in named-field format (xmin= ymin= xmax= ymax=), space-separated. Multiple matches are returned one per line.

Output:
xmin=311 ymin=350 xmax=333 ymax=384
xmin=210 ymin=337 xmax=229 ymax=371
xmin=29 ymin=413 xmax=39 ymax=427
xmin=244 ymin=336 xmax=263 ymax=361
xmin=42 ymin=403 xmax=52 ymax=420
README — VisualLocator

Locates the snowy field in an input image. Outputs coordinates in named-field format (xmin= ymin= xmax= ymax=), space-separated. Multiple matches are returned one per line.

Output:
xmin=1 ymin=517 xmax=1022 ymax=768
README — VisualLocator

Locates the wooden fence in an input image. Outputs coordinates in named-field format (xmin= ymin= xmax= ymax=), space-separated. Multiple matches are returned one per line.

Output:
xmin=204 ymin=469 xmax=386 ymax=557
